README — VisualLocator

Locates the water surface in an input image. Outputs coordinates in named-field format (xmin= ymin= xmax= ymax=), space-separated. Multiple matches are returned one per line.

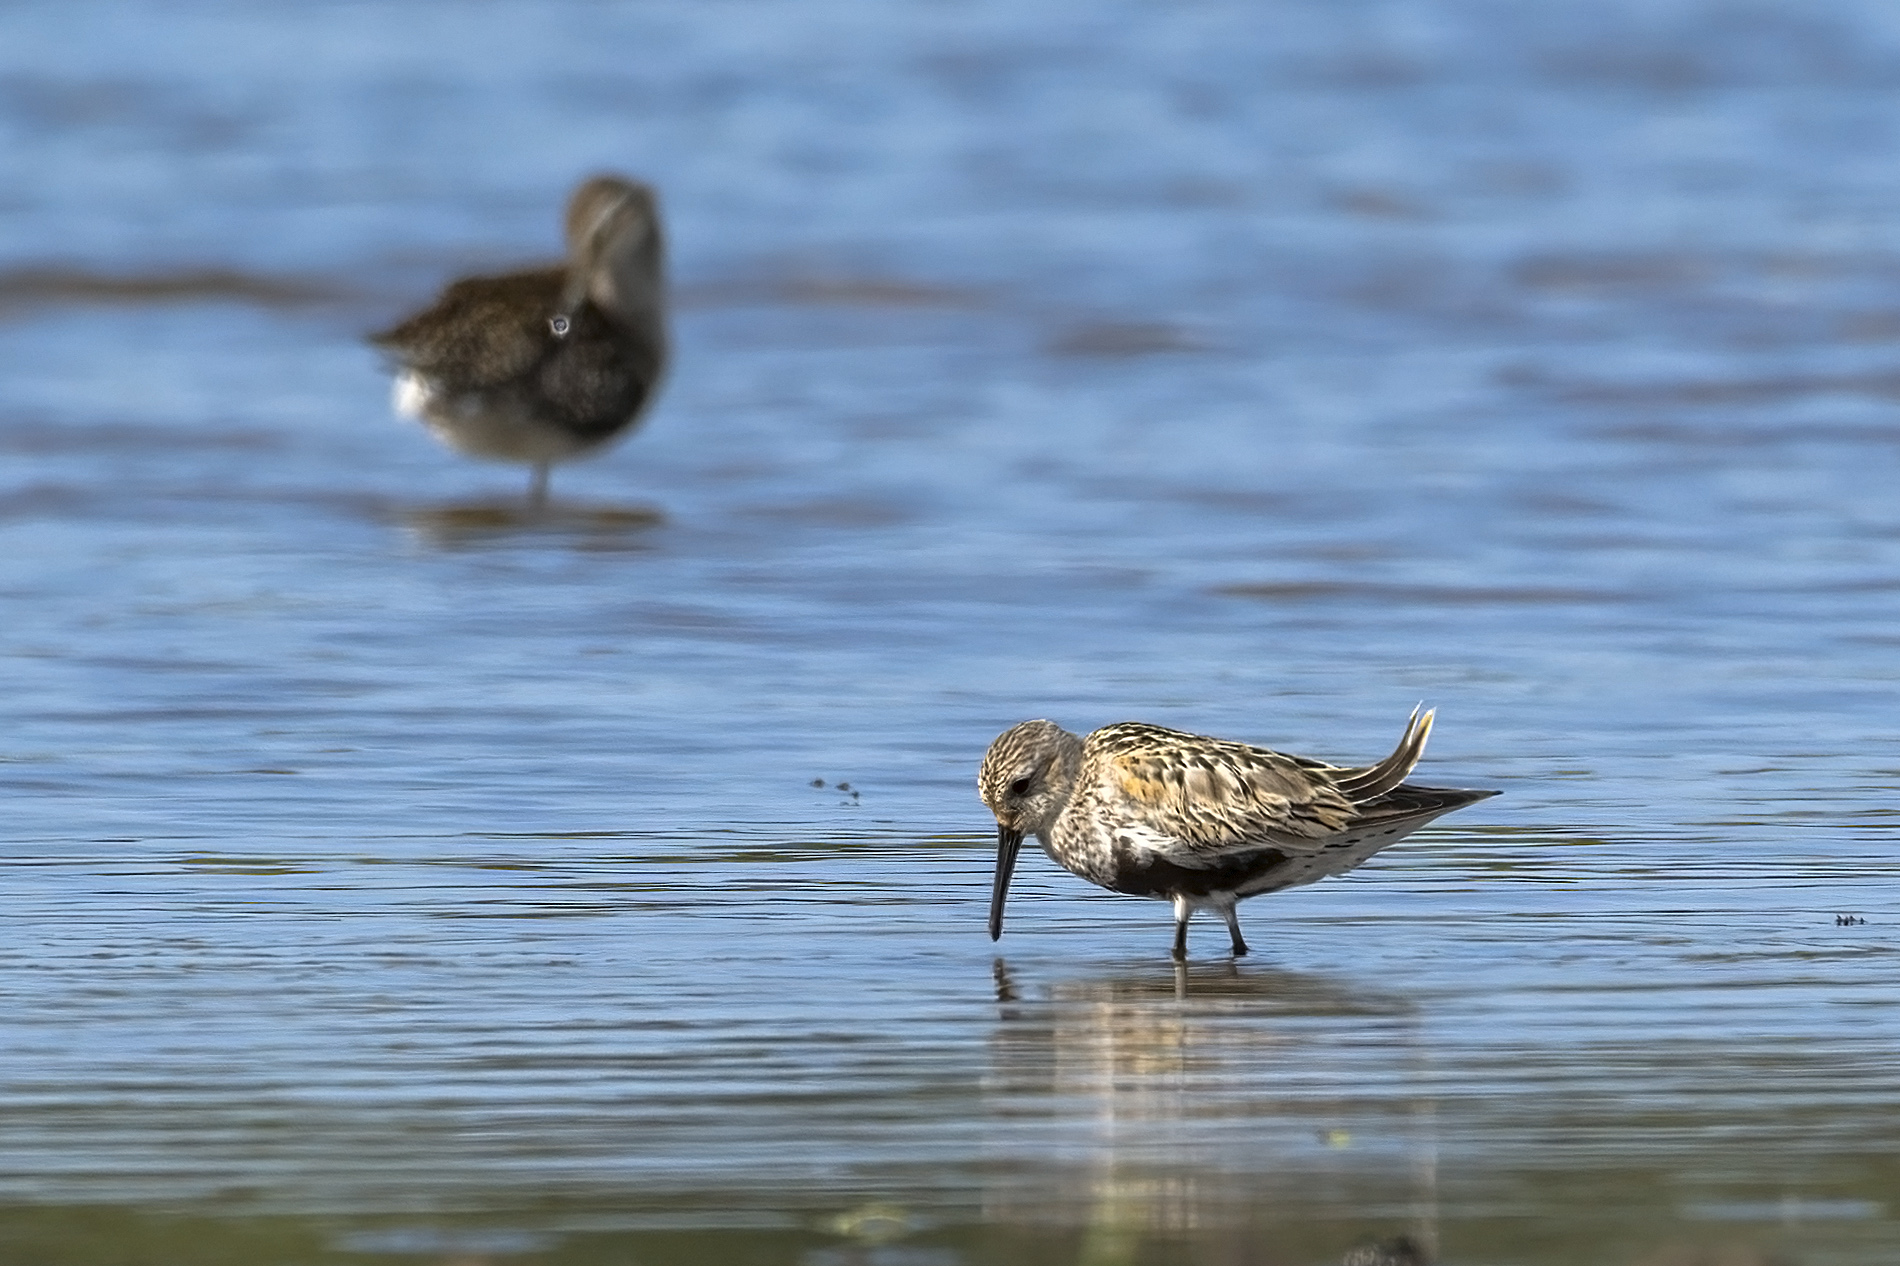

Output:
xmin=4 ymin=1 xmax=1900 ymax=1262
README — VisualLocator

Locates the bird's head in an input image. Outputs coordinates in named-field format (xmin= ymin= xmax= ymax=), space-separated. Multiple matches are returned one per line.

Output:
xmin=977 ymin=719 xmax=1083 ymax=941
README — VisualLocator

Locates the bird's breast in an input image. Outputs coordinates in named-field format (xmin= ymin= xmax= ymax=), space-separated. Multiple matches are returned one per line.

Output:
xmin=391 ymin=370 xmax=432 ymax=420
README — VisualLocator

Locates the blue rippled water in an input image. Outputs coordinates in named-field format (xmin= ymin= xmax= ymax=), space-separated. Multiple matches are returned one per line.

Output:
xmin=4 ymin=1 xmax=1900 ymax=1263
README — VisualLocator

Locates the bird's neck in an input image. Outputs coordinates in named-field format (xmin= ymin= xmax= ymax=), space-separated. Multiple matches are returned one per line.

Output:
xmin=1029 ymin=730 xmax=1086 ymax=844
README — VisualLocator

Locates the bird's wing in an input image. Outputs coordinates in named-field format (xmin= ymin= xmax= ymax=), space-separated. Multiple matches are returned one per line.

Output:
xmin=1090 ymin=723 xmax=1356 ymax=856
xmin=369 ymin=271 xmax=564 ymax=386
xmin=1088 ymin=709 xmax=1439 ymax=860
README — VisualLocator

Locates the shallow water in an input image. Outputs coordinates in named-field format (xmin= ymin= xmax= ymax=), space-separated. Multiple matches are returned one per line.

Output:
xmin=4 ymin=1 xmax=1900 ymax=1263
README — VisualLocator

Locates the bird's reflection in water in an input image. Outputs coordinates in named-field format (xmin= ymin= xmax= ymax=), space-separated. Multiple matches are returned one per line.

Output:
xmin=986 ymin=958 xmax=1437 ymax=1265
xmin=394 ymin=499 xmax=664 ymax=547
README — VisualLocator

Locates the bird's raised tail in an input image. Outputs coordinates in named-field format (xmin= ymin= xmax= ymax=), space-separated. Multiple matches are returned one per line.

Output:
xmin=1332 ymin=705 xmax=1435 ymax=803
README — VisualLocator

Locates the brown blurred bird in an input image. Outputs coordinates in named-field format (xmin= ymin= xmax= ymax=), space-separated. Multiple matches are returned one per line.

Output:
xmin=371 ymin=175 xmax=668 ymax=507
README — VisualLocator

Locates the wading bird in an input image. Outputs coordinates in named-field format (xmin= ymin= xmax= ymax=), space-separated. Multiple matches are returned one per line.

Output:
xmin=979 ymin=706 xmax=1496 ymax=960
xmin=372 ymin=175 xmax=668 ymax=508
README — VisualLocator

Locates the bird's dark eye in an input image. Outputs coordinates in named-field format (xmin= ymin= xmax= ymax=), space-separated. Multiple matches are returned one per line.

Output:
xmin=1007 ymin=776 xmax=1032 ymax=796
xmin=549 ymin=314 xmax=572 ymax=337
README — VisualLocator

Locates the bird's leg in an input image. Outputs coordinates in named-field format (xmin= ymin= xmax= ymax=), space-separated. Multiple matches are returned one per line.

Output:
xmin=527 ymin=461 xmax=551 ymax=512
xmin=1171 ymin=895 xmax=1193 ymax=961
xmin=1219 ymin=903 xmax=1250 ymax=958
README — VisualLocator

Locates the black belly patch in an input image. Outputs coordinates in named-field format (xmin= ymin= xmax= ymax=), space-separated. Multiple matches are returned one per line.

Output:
xmin=1103 ymin=849 xmax=1292 ymax=898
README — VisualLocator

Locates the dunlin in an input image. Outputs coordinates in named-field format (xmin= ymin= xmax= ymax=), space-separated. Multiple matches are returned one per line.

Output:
xmin=978 ymin=706 xmax=1496 ymax=960
xmin=371 ymin=175 xmax=668 ymax=507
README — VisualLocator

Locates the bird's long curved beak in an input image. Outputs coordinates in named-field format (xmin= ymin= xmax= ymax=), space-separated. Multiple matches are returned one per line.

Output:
xmin=989 ymin=825 xmax=1024 ymax=941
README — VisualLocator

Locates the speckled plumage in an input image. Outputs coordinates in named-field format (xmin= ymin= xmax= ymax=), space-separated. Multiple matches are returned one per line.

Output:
xmin=371 ymin=175 xmax=668 ymax=505
xmin=978 ymin=707 xmax=1497 ymax=959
